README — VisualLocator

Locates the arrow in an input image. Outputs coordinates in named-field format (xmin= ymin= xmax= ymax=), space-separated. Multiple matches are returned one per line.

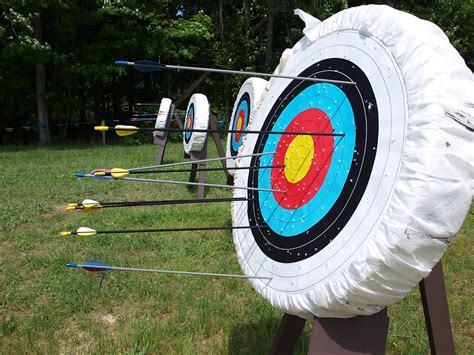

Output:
xmin=74 ymin=174 xmax=286 ymax=193
xmin=127 ymin=151 xmax=275 ymax=172
xmin=94 ymin=124 xmax=345 ymax=138
xmin=60 ymin=224 xmax=264 ymax=237
xmin=115 ymin=60 xmax=357 ymax=86
xmin=88 ymin=164 xmax=283 ymax=179
xmin=66 ymin=197 xmax=252 ymax=211
xmin=67 ymin=260 xmax=271 ymax=280
xmin=74 ymin=151 xmax=273 ymax=176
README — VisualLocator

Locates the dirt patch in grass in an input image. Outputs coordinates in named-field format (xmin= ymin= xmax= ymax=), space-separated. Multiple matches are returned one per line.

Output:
xmin=57 ymin=318 xmax=96 ymax=354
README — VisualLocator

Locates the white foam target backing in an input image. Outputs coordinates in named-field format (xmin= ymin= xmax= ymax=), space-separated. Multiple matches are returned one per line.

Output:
xmin=153 ymin=98 xmax=172 ymax=137
xmin=183 ymin=94 xmax=210 ymax=154
xmin=232 ymin=5 xmax=473 ymax=319
xmin=226 ymin=78 xmax=268 ymax=176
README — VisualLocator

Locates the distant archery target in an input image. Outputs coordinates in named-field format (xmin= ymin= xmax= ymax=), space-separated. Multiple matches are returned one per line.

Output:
xmin=153 ymin=98 xmax=172 ymax=137
xmin=226 ymin=78 xmax=268 ymax=176
xmin=233 ymin=6 xmax=473 ymax=319
xmin=183 ymin=94 xmax=210 ymax=154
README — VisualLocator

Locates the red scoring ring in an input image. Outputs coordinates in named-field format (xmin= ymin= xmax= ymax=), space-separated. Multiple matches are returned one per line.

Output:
xmin=271 ymin=108 xmax=334 ymax=209
xmin=233 ymin=109 xmax=246 ymax=143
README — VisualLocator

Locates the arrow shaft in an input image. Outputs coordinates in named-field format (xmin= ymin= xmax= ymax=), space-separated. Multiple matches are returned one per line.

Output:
xmin=113 ymin=126 xmax=345 ymax=137
xmin=129 ymin=61 xmax=355 ymax=85
xmin=79 ymin=225 xmax=259 ymax=235
xmin=82 ymin=197 xmax=251 ymax=209
xmin=98 ymin=175 xmax=286 ymax=193
xmin=129 ymin=151 xmax=274 ymax=171
xmin=69 ymin=264 xmax=271 ymax=280
xmin=123 ymin=164 xmax=283 ymax=175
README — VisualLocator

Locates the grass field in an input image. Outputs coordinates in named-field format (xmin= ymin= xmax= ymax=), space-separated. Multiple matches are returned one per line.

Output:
xmin=0 ymin=142 xmax=472 ymax=354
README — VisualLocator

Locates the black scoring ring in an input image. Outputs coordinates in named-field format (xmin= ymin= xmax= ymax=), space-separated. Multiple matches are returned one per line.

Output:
xmin=247 ymin=58 xmax=379 ymax=263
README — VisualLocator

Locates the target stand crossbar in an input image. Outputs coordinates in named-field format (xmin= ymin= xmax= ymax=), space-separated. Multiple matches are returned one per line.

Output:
xmin=154 ymin=104 xmax=184 ymax=165
xmin=269 ymin=261 xmax=454 ymax=354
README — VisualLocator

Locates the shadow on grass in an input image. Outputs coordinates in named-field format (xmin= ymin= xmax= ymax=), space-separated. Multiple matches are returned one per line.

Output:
xmin=228 ymin=315 xmax=280 ymax=354
xmin=228 ymin=314 xmax=311 ymax=354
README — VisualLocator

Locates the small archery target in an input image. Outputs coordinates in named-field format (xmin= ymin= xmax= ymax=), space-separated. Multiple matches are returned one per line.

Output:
xmin=233 ymin=5 xmax=473 ymax=319
xmin=153 ymin=98 xmax=172 ymax=137
xmin=183 ymin=94 xmax=210 ymax=154
xmin=226 ymin=78 xmax=268 ymax=176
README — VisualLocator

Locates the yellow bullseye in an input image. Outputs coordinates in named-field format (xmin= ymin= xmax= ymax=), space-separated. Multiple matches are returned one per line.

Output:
xmin=236 ymin=116 xmax=243 ymax=130
xmin=284 ymin=135 xmax=314 ymax=184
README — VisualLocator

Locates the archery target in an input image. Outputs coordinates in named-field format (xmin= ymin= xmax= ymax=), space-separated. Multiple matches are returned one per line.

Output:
xmin=153 ymin=98 xmax=172 ymax=137
xmin=183 ymin=94 xmax=210 ymax=154
xmin=226 ymin=78 xmax=268 ymax=176
xmin=232 ymin=5 xmax=473 ymax=319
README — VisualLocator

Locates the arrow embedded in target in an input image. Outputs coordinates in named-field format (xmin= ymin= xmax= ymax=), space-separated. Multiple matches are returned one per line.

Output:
xmin=66 ymin=197 xmax=253 ymax=211
xmin=115 ymin=60 xmax=357 ymax=86
xmin=60 ymin=224 xmax=265 ymax=237
xmin=73 ymin=174 xmax=287 ymax=193
xmin=83 ymin=164 xmax=284 ymax=179
xmin=66 ymin=260 xmax=271 ymax=280
xmin=94 ymin=124 xmax=345 ymax=138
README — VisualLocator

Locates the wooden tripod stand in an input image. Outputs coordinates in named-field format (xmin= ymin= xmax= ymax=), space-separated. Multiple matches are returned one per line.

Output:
xmin=270 ymin=261 xmax=454 ymax=354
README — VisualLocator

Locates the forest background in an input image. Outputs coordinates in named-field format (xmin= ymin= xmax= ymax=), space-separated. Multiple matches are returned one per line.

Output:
xmin=1 ymin=0 xmax=472 ymax=145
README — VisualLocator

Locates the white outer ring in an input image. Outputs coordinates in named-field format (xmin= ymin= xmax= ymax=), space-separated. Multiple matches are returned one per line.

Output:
xmin=226 ymin=78 xmax=268 ymax=176
xmin=233 ymin=5 xmax=473 ymax=319
xmin=153 ymin=98 xmax=172 ymax=137
xmin=183 ymin=94 xmax=210 ymax=154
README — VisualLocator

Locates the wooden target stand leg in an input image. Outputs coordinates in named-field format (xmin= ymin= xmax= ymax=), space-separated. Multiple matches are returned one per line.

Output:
xmin=269 ymin=261 xmax=455 ymax=355
xmin=188 ymin=140 xmax=208 ymax=199
xmin=185 ymin=113 xmax=231 ymax=199
xmin=209 ymin=113 xmax=231 ymax=183
xmin=154 ymin=104 xmax=185 ymax=164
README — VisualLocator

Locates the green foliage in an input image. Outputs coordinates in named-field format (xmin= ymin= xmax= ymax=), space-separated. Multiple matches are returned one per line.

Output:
xmin=0 ymin=0 xmax=472 ymax=143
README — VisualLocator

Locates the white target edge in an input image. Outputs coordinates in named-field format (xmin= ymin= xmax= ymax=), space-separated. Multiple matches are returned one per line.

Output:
xmin=183 ymin=93 xmax=210 ymax=154
xmin=153 ymin=98 xmax=172 ymax=137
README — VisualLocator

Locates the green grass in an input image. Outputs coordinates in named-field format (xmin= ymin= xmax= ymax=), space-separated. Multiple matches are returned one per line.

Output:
xmin=0 ymin=142 xmax=472 ymax=354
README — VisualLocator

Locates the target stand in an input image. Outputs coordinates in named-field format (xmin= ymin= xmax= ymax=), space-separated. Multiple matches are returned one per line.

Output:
xmin=186 ymin=113 xmax=230 ymax=199
xmin=154 ymin=104 xmax=184 ymax=165
xmin=269 ymin=261 xmax=455 ymax=355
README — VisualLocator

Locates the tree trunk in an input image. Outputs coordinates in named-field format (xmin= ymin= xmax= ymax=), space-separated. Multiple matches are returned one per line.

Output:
xmin=218 ymin=0 xmax=224 ymax=41
xmin=32 ymin=13 xmax=50 ymax=144
xmin=264 ymin=10 xmax=274 ymax=71
xmin=174 ymin=72 xmax=211 ymax=108
xmin=242 ymin=0 xmax=250 ymax=35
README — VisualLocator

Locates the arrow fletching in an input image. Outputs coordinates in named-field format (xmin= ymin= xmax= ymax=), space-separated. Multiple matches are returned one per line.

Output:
xmin=67 ymin=260 xmax=111 ymax=272
xmin=133 ymin=60 xmax=166 ymax=73
xmin=76 ymin=227 xmax=97 ymax=236
xmin=110 ymin=168 xmax=129 ymax=179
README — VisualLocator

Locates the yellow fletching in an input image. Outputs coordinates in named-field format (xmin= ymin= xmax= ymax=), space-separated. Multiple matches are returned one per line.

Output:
xmin=94 ymin=126 xmax=109 ymax=132
xmin=82 ymin=204 xmax=103 ymax=212
xmin=93 ymin=171 xmax=106 ymax=176
xmin=115 ymin=125 xmax=139 ymax=137
xmin=77 ymin=231 xmax=96 ymax=236
xmin=66 ymin=205 xmax=77 ymax=211
xmin=59 ymin=231 xmax=71 ymax=237
xmin=110 ymin=168 xmax=129 ymax=179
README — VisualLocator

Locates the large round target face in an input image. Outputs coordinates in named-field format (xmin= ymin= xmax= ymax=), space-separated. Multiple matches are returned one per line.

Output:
xmin=248 ymin=58 xmax=377 ymax=263
xmin=184 ymin=104 xmax=194 ymax=144
xmin=233 ymin=6 xmax=473 ymax=319
xmin=233 ymin=29 xmax=407 ymax=297
xmin=230 ymin=93 xmax=250 ymax=156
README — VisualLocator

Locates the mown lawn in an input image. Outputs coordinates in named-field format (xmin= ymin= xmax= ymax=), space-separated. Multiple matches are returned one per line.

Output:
xmin=0 ymin=142 xmax=472 ymax=354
